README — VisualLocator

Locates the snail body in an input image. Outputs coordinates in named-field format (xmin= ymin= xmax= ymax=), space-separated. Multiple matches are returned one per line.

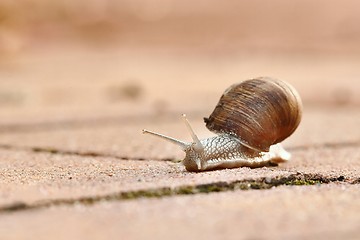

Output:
xmin=143 ymin=77 xmax=302 ymax=172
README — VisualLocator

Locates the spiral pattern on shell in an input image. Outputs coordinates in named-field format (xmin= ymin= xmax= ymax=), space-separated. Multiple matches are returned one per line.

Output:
xmin=204 ymin=77 xmax=302 ymax=152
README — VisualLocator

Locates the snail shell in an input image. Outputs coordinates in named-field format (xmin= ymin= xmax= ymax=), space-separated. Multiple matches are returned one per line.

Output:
xmin=204 ymin=77 xmax=302 ymax=152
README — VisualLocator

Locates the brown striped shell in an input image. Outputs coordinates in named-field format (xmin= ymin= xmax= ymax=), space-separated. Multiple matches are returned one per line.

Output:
xmin=204 ymin=77 xmax=302 ymax=152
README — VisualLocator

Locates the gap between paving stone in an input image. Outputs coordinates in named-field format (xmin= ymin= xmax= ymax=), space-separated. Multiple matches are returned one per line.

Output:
xmin=289 ymin=140 xmax=360 ymax=151
xmin=0 ymin=140 xmax=359 ymax=163
xmin=0 ymin=110 xmax=203 ymax=134
xmin=0 ymin=172 xmax=357 ymax=214
xmin=0 ymin=106 xmax=357 ymax=134
xmin=0 ymin=108 xmax=357 ymax=214
xmin=0 ymin=144 xmax=167 ymax=162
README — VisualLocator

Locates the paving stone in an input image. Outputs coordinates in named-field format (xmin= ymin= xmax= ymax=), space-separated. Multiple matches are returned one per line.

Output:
xmin=0 ymin=48 xmax=359 ymax=126
xmin=0 ymin=148 xmax=293 ymax=207
xmin=281 ymin=145 xmax=360 ymax=180
xmin=285 ymin=107 xmax=360 ymax=148
xmin=0 ymin=184 xmax=359 ymax=240
xmin=0 ymin=3 xmax=359 ymax=239
xmin=0 ymin=141 xmax=358 ymax=208
xmin=0 ymin=107 xmax=358 ymax=161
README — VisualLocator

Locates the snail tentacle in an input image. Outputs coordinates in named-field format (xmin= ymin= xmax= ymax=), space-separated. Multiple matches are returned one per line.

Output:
xmin=142 ymin=129 xmax=189 ymax=150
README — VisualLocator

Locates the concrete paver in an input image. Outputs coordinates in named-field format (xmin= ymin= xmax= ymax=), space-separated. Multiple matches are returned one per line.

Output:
xmin=0 ymin=184 xmax=359 ymax=240
xmin=0 ymin=148 xmax=291 ymax=207
xmin=1 ymin=1 xmax=360 ymax=238
xmin=0 ymin=49 xmax=359 ymax=126
xmin=0 ymin=107 xmax=358 ymax=161
xmin=0 ymin=42 xmax=359 ymax=240
xmin=281 ymin=145 xmax=360 ymax=180
xmin=0 ymin=141 xmax=358 ymax=208
xmin=0 ymin=150 xmax=289 ymax=205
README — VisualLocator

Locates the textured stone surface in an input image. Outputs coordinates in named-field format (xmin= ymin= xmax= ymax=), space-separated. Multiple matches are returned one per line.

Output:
xmin=0 ymin=141 xmax=358 ymax=208
xmin=0 ymin=48 xmax=359 ymax=126
xmin=0 ymin=107 xmax=358 ymax=161
xmin=1 ymin=12 xmax=360 ymax=239
xmin=0 ymin=184 xmax=359 ymax=240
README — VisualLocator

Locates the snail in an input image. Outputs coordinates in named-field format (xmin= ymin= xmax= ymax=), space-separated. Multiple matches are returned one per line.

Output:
xmin=143 ymin=77 xmax=302 ymax=172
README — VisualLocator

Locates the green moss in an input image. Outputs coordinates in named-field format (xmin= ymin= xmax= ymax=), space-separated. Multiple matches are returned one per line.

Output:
xmin=176 ymin=186 xmax=195 ymax=195
xmin=1 ymin=202 xmax=28 ymax=212
xmin=32 ymin=147 xmax=59 ymax=154
xmin=121 ymin=188 xmax=173 ymax=199
xmin=249 ymin=182 xmax=265 ymax=189
xmin=285 ymin=179 xmax=321 ymax=186
xmin=0 ymin=173 xmax=352 ymax=213
xmin=197 ymin=183 xmax=228 ymax=193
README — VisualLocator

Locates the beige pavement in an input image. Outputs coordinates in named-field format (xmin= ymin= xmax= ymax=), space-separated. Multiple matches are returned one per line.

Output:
xmin=0 ymin=184 xmax=359 ymax=240
xmin=0 ymin=47 xmax=359 ymax=240
xmin=1 ymin=0 xmax=360 ymax=238
xmin=0 ymin=142 xmax=358 ymax=208
xmin=0 ymin=107 xmax=358 ymax=161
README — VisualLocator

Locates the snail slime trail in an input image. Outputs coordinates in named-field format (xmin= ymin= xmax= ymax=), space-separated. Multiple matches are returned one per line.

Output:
xmin=143 ymin=77 xmax=302 ymax=172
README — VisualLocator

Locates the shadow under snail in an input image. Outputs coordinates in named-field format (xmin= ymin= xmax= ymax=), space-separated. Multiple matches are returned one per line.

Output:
xmin=143 ymin=77 xmax=303 ymax=172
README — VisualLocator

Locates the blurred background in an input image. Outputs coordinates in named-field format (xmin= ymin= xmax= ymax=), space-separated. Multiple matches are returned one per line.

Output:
xmin=0 ymin=0 xmax=359 ymax=124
